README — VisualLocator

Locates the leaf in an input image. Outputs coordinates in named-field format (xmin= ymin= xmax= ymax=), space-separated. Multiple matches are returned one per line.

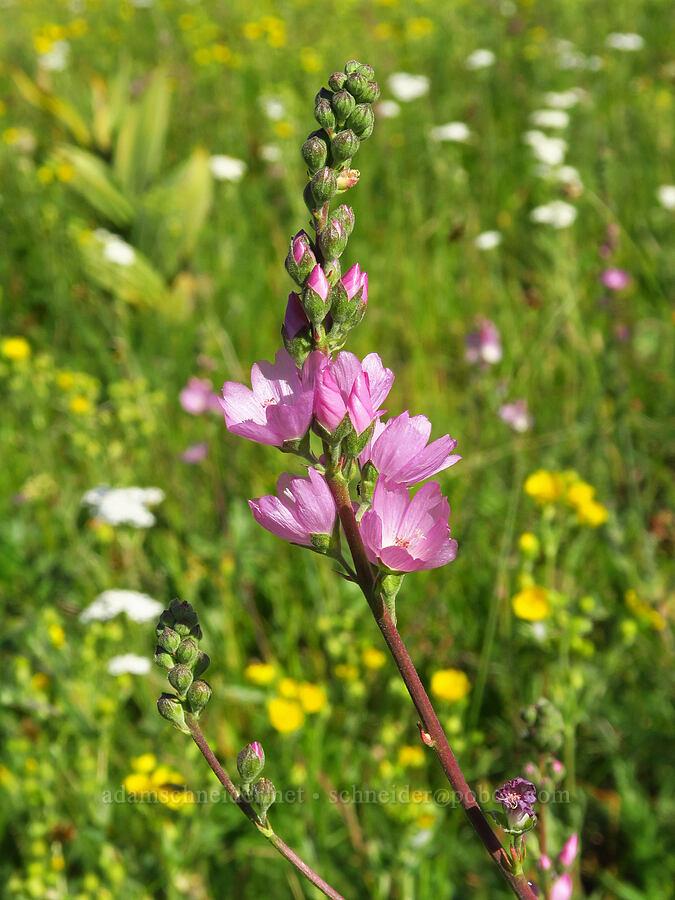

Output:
xmin=50 ymin=145 xmax=135 ymax=227
xmin=113 ymin=68 xmax=171 ymax=195
xmin=10 ymin=67 xmax=91 ymax=147
xmin=76 ymin=228 xmax=167 ymax=307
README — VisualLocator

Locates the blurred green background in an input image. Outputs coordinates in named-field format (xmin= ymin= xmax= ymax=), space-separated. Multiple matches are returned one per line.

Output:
xmin=0 ymin=1 xmax=673 ymax=898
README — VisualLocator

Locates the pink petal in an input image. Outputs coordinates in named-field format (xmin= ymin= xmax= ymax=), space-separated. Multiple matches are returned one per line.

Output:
xmin=361 ymin=353 xmax=394 ymax=409
xmin=266 ymin=390 xmax=314 ymax=441
xmin=331 ymin=351 xmax=363 ymax=395
xmin=558 ymin=834 xmax=579 ymax=868
xmin=315 ymin=368 xmax=347 ymax=431
xmin=249 ymin=495 xmax=310 ymax=545
xmin=347 ymin=372 xmax=375 ymax=434
xmin=550 ymin=874 xmax=573 ymax=900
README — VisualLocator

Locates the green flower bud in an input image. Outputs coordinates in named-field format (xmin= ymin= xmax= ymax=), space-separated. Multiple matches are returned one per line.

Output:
xmin=168 ymin=663 xmax=194 ymax=697
xmin=322 ymin=258 xmax=341 ymax=287
xmin=344 ymin=59 xmax=361 ymax=75
xmin=331 ymin=89 xmax=355 ymax=124
xmin=237 ymin=742 xmax=265 ymax=782
xmin=302 ymin=134 xmax=328 ymax=175
xmin=157 ymin=609 xmax=175 ymax=631
xmin=192 ymin=650 xmax=211 ymax=678
xmin=328 ymin=72 xmax=347 ymax=91
xmin=169 ymin=598 xmax=200 ymax=633
xmin=157 ymin=627 xmax=181 ymax=654
xmin=252 ymin=777 xmax=276 ymax=817
xmin=346 ymin=104 xmax=375 ymax=140
xmin=319 ymin=218 xmax=348 ymax=261
xmin=175 ymin=637 xmax=199 ymax=666
xmin=356 ymin=63 xmax=375 ymax=80
xmin=157 ymin=693 xmax=190 ymax=733
xmin=345 ymin=71 xmax=369 ymax=103
xmin=361 ymin=80 xmax=380 ymax=103
xmin=154 ymin=647 xmax=174 ymax=670
xmin=314 ymin=98 xmax=336 ymax=131
xmin=333 ymin=204 xmax=355 ymax=236
xmin=310 ymin=167 xmax=338 ymax=205
xmin=359 ymin=460 xmax=379 ymax=504
xmin=520 ymin=697 xmax=564 ymax=753
xmin=331 ymin=129 xmax=360 ymax=164
xmin=186 ymin=679 xmax=212 ymax=714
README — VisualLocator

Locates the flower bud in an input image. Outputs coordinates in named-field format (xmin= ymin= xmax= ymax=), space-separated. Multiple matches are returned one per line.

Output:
xmin=361 ymin=81 xmax=380 ymax=103
xmin=333 ymin=204 xmax=355 ymax=236
xmin=319 ymin=219 xmax=347 ymax=261
xmin=344 ymin=59 xmax=361 ymax=75
xmin=282 ymin=292 xmax=313 ymax=364
xmin=322 ymin=258 xmax=341 ymax=287
xmin=331 ymin=89 xmax=356 ymax=124
xmin=175 ymin=637 xmax=199 ymax=666
xmin=346 ymin=104 xmax=375 ymax=140
xmin=332 ymin=262 xmax=367 ymax=323
xmin=314 ymin=98 xmax=336 ymax=131
xmin=310 ymin=167 xmax=338 ymax=206
xmin=328 ymin=72 xmax=347 ymax=91
xmin=168 ymin=598 xmax=200 ymax=634
xmin=285 ymin=230 xmax=317 ymax=285
xmin=302 ymin=264 xmax=331 ymax=325
xmin=301 ymin=134 xmax=328 ymax=175
xmin=157 ymin=693 xmax=190 ymax=733
xmin=157 ymin=626 xmax=181 ymax=654
xmin=252 ymin=777 xmax=276 ymax=817
xmin=331 ymin=129 xmax=360 ymax=164
xmin=345 ymin=71 xmax=369 ymax=103
xmin=154 ymin=647 xmax=174 ymax=670
xmin=168 ymin=663 xmax=194 ymax=697
xmin=186 ymin=679 xmax=212 ymax=713
xmin=357 ymin=63 xmax=375 ymax=79
xmin=237 ymin=742 xmax=265 ymax=782
xmin=193 ymin=650 xmax=211 ymax=678
xmin=520 ymin=697 xmax=564 ymax=753
xmin=336 ymin=168 xmax=359 ymax=191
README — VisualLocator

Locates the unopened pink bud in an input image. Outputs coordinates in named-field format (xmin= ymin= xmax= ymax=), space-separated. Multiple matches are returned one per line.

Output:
xmin=306 ymin=264 xmax=330 ymax=302
xmin=551 ymin=759 xmax=564 ymax=776
xmin=550 ymin=873 xmax=573 ymax=900
xmin=558 ymin=833 xmax=578 ymax=867
xmin=347 ymin=371 xmax=374 ymax=435
xmin=538 ymin=854 xmax=552 ymax=871
xmin=315 ymin=368 xmax=348 ymax=431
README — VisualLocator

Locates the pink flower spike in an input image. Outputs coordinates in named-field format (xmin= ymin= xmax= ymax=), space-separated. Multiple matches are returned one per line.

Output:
xmin=249 ymin=468 xmax=336 ymax=547
xmin=220 ymin=349 xmax=313 ymax=447
xmin=359 ymin=479 xmax=457 ymax=572
xmin=306 ymin=264 xmax=330 ymax=302
xmin=601 ymin=267 xmax=630 ymax=291
xmin=550 ymin=873 xmax=573 ymax=900
xmin=180 ymin=377 xmax=221 ymax=415
xmin=359 ymin=411 xmax=460 ymax=485
xmin=283 ymin=292 xmax=309 ymax=340
xmin=558 ymin=833 xmax=579 ymax=868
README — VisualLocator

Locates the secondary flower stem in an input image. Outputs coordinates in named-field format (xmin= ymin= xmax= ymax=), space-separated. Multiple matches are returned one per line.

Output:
xmin=325 ymin=472 xmax=538 ymax=900
xmin=187 ymin=715 xmax=347 ymax=900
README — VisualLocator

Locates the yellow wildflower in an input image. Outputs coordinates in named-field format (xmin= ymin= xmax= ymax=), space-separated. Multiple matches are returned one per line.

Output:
xmin=194 ymin=47 xmax=212 ymax=66
xmin=430 ymin=668 xmax=471 ymax=702
xmin=33 ymin=35 xmax=53 ymax=54
xmin=379 ymin=759 xmax=395 ymax=778
xmin=417 ymin=813 xmax=436 ymax=829
xmin=1 ymin=336 xmax=31 ymax=360
xmin=334 ymin=663 xmax=358 ymax=682
xmin=131 ymin=753 xmax=157 ymax=774
xmin=151 ymin=765 xmax=184 ymax=787
xmin=518 ymin=532 xmax=540 ymax=556
xmin=158 ymin=786 xmax=195 ymax=808
xmin=55 ymin=162 xmax=74 ymax=182
xmin=212 ymin=44 xmax=231 ymax=63
xmin=123 ymin=773 xmax=152 ymax=794
xmin=70 ymin=395 xmax=92 ymax=414
xmin=274 ymin=121 xmax=293 ymax=139
xmin=362 ymin=647 xmax=387 ymax=670
xmin=243 ymin=22 xmax=262 ymax=40
xmin=268 ymin=697 xmax=305 ymax=733
xmin=298 ymin=682 xmax=327 ymax=713
xmin=48 ymin=624 xmax=65 ymax=648
xmin=51 ymin=856 xmax=66 ymax=872
xmin=30 ymin=672 xmax=50 ymax=692
xmin=300 ymin=47 xmax=321 ymax=73
xmin=406 ymin=17 xmax=434 ymax=38
xmin=278 ymin=677 xmax=299 ymax=698
xmin=576 ymin=501 xmax=608 ymax=527
xmin=625 ymin=590 xmax=666 ymax=631
xmin=178 ymin=13 xmax=195 ymax=29
xmin=244 ymin=662 xmax=276 ymax=685
xmin=57 ymin=371 xmax=74 ymax=389
xmin=512 ymin=585 xmax=551 ymax=621
xmin=374 ymin=23 xmax=394 ymax=41
xmin=398 ymin=745 xmax=425 ymax=767
xmin=524 ymin=470 xmax=562 ymax=504
xmin=566 ymin=481 xmax=595 ymax=507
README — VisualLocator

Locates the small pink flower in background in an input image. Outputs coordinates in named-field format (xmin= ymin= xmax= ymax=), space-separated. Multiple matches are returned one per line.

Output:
xmin=550 ymin=873 xmax=573 ymax=900
xmin=180 ymin=377 xmax=221 ymax=415
xmin=551 ymin=759 xmax=565 ymax=776
xmin=342 ymin=262 xmax=368 ymax=305
xmin=249 ymin=468 xmax=336 ymax=546
xmin=221 ymin=349 xmax=314 ymax=446
xmin=359 ymin=411 xmax=460 ymax=485
xmin=558 ymin=833 xmax=579 ymax=867
xmin=499 ymin=399 xmax=533 ymax=433
xmin=465 ymin=317 xmax=503 ymax=366
xmin=181 ymin=442 xmax=208 ymax=463
xmin=538 ymin=854 xmax=552 ymax=871
xmin=311 ymin=351 xmax=394 ymax=435
xmin=359 ymin=479 xmax=457 ymax=572
xmin=601 ymin=267 xmax=630 ymax=291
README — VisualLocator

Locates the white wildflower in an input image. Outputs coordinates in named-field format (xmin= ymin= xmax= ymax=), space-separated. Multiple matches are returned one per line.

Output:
xmin=95 ymin=230 xmax=136 ymax=266
xmin=107 ymin=654 xmax=152 ymax=675
xmin=429 ymin=121 xmax=471 ymax=143
xmin=530 ymin=200 xmax=577 ymax=229
xmin=466 ymin=49 xmax=496 ymax=70
xmin=529 ymin=109 xmax=570 ymax=129
xmin=209 ymin=155 xmax=246 ymax=182
xmin=260 ymin=144 xmax=282 ymax=163
xmin=605 ymin=32 xmax=644 ymax=51
xmin=542 ymin=90 xmax=582 ymax=109
xmin=38 ymin=40 xmax=70 ymax=72
xmin=657 ymin=185 xmax=675 ymax=210
xmin=81 ymin=590 xmax=164 ymax=624
xmin=260 ymin=96 xmax=285 ymax=121
xmin=82 ymin=485 xmax=165 ymax=528
xmin=474 ymin=231 xmax=502 ymax=250
xmin=387 ymin=73 xmax=430 ymax=102
xmin=524 ymin=131 xmax=568 ymax=166
xmin=376 ymin=99 xmax=401 ymax=119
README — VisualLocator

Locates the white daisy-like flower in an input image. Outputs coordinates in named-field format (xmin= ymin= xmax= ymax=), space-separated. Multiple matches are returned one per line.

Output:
xmin=474 ymin=230 xmax=502 ymax=250
xmin=542 ymin=90 xmax=582 ymax=109
xmin=657 ymin=185 xmax=675 ymax=210
xmin=209 ymin=155 xmax=246 ymax=182
xmin=95 ymin=230 xmax=136 ymax=267
xmin=605 ymin=32 xmax=644 ymax=51
xmin=260 ymin=96 xmax=285 ymax=121
xmin=529 ymin=109 xmax=570 ymax=129
xmin=465 ymin=49 xmax=496 ymax=70
xmin=107 ymin=654 xmax=152 ymax=676
xmin=555 ymin=165 xmax=583 ymax=186
xmin=38 ymin=40 xmax=70 ymax=72
xmin=260 ymin=144 xmax=282 ymax=163
xmin=81 ymin=590 xmax=164 ymax=624
xmin=387 ymin=73 xmax=430 ymax=102
xmin=82 ymin=485 xmax=165 ymax=528
xmin=524 ymin=131 xmax=568 ymax=166
xmin=376 ymin=99 xmax=401 ymax=119
xmin=429 ymin=121 xmax=471 ymax=143
xmin=530 ymin=200 xmax=577 ymax=229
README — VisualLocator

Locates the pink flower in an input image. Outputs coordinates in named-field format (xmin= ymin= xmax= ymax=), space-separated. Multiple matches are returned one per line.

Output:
xmin=306 ymin=264 xmax=330 ymax=302
xmin=181 ymin=442 xmax=208 ymax=463
xmin=558 ymin=833 xmax=579 ymax=867
xmin=220 ymin=349 xmax=314 ymax=446
xmin=499 ymin=399 xmax=533 ymax=433
xmin=249 ymin=467 xmax=336 ymax=546
xmin=342 ymin=262 xmax=368 ymax=305
xmin=359 ymin=479 xmax=457 ymax=572
xmin=180 ymin=377 xmax=221 ymax=415
xmin=550 ymin=873 xmax=573 ymax=900
xmin=465 ymin=317 xmax=503 ymax=366
xmin=359 ymin=411 xmax=460 ymax=485
xmin=312 ymin=351 xmax=394 ymax=436
xmin=538 ymin=854 xmax=552 ymax=871
xmin=601 ymin=268 xmax=630 ymax=291
xmin=283 ymin=292 xmax=310 ymax=340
